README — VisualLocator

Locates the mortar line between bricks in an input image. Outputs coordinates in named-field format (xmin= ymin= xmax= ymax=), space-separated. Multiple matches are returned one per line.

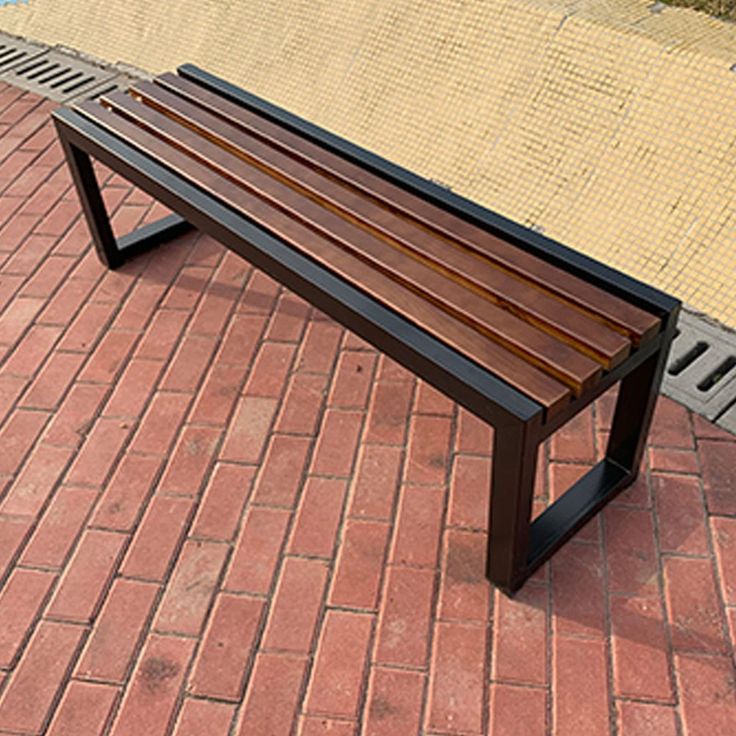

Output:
xmin=241 ymin=334 xmax=305 ymax=347
xmin=367 ymin=657 xmax=430 ymax=677
xmin=237 ymin=326 xmax=371 ymax=735
xmin=215 ymin=292 xmax=327 ymax=736
xmin=15 ymin=560 xmax=75 ymax=574
xmin=613 ymin=692 xmax=685 ymax=706
xmin=612 ymin=693 xmax=684 ymax=710
xmin=654 ymin=647 xmax=736 ymax=661
xmin=429 ymin=615 xmax=491 ymax=629
xmin=153 ymin=690 xmax=238 ymax=708
xmin=35 ymin=614 xmax=101 ymax=629
xmin=648 ymin=468 xmax=700 ymax=477
xmin=489 ymin=677 xmax=549 ymax=691
xmin=5 ymin=220 xmax=206 ymax=732
xmin=691 ymin=409 xmax=736 ymax=668
xmin=656 ymin=550 xmax=712 ymax=561
xmin=149 ymin=281 xmax=313 ymax=735
xmin=646 ymin=441 xmax=701 ymax=450
xmin=691 ymin=435 xmax=736 ymax=445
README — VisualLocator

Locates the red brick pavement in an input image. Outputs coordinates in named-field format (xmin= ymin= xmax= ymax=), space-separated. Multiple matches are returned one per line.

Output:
xmin=0 ymin=82 xmax=734 ymax=735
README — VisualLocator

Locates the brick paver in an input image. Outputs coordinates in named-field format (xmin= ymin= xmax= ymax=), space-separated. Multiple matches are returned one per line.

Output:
xmin=0 ymin=82 xmax=733 ymax=735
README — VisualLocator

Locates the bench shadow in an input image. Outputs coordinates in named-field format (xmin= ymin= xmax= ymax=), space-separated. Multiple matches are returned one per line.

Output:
xmin=125 ymin=232 xmax=310 ymax=317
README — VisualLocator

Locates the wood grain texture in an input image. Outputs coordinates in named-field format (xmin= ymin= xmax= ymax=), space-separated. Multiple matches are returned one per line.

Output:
xmin=129 ymin=80 xmax=631 ymax=370
xmin=71 ymin=70 xmax=664 ymax=413
xmin=153 ymin=72 xmax=661 ymax=346
xmin=73 ymin=98 xmax=572 ymax=414
xmin=100 ymin=89 xmax=602 ymax=394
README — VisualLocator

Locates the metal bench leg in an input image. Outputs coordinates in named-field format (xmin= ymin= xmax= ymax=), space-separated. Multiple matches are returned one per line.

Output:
xmin=605 ymin=344 xmax=668 ymax=477
xmin=507 ymin=334 xmax=676 ymax=594
xmin=489 ymin=326 xmax=677 ymax=595
xmin=487 ymin=419 xmax=540 ymax=594
xmin=59 ymin=135 xmax=193 ymax=270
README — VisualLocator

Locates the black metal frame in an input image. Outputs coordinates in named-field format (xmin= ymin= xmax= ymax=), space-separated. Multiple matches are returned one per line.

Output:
xmin=52 ymin=64 xmax=680 ymax=594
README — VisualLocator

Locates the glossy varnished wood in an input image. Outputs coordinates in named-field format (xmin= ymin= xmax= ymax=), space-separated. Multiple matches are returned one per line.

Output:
xmin=73 ymin=98 xmax=573 ymax=413
xmin=70 ymin=70 xmax=665 ymax=411
xmin=127 ymin=80 xmax=632 ymax=369
xmin=93 ymin=92 xmax=602 ymax=395
xmin=153 ymin=72 xmax=661 ymax=346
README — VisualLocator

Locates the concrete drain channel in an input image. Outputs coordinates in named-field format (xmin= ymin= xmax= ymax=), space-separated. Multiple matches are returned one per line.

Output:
xmin=0 ymin=32 xmax=733 ymax=435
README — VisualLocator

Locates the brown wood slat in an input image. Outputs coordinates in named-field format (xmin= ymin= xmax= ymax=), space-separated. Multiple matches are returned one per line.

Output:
xmin=129 ymin=80 xmax=631 ymax=370
xmin=155 ymin=72 xmax=660 ymax=346
xmin=74 ymin=98 xmax=573 ymax=414
xmin=98 ymin=90 xmax=601 ymax=395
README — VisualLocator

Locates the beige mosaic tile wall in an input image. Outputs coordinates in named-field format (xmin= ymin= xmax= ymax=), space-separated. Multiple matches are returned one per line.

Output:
xmin=2 ymin=0 xmax=735 ymax=326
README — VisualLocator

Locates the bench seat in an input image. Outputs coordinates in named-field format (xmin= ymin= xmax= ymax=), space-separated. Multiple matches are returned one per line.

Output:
xmin=52 ymin=65 xmax=680 ymax=593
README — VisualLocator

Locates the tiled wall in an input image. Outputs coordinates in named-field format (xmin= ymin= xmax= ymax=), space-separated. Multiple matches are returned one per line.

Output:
xmin=2 ymin=0 xmax=735 ymax=325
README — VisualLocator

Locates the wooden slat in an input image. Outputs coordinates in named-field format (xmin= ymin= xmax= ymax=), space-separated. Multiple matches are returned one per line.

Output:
xmin=155 ymin=72 xmax=661 ymax=346
xmin=129 ymin=80 xmax=631 ymax=370
xmin=98 ymin=90 xmax=601 ymax=395
xmin=73 ymin=98 xmax=572 ymax=414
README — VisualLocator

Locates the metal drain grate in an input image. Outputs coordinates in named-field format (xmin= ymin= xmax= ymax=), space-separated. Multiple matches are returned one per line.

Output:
xmin=0 ymin=36 xmax=47 ymax=74
xmin=1 ymin=49 xmax=118 ymax=102
xmin=0 ymin=33 xmax=147 ymax=102
xmin=80 ymin=74 xmax=140 ymax=102
xmin=662 ymin=310 xmax=736 ymax=433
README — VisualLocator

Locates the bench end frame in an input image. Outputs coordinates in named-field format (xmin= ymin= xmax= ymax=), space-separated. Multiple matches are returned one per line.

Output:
xmin=489 ymin=305 xmax=679 ymax=594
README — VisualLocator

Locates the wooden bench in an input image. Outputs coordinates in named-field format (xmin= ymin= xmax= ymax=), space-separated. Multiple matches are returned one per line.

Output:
xmin=52 ymin=64 xmax=680 ymax=594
